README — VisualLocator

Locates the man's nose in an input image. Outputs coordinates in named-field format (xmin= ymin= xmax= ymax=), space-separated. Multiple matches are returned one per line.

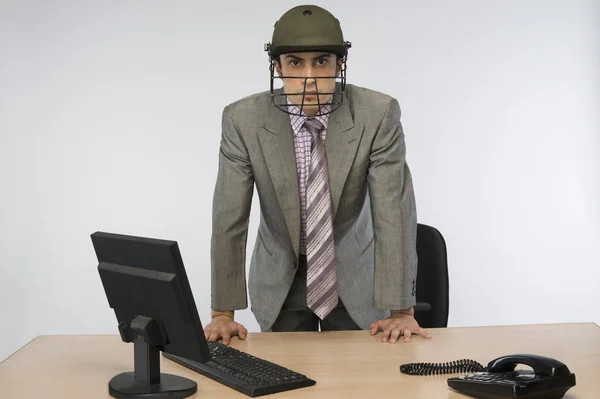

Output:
xmin=303 ymin=67 xmax=317 ymax=88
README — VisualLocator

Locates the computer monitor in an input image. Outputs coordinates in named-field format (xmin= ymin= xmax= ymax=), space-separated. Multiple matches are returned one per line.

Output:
xmin=91 ymin=231 xmax=211 ymax=399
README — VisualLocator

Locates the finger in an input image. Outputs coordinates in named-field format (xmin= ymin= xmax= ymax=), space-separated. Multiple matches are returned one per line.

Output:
xmin=238 ymin=326 xmax=248 ymax=340
xmin=418 ymin=327 xmax=432 ymax=339
xmin=207 ymin=331 xmax=220 ymax=342
xmin=381 ymin=327 xmax=392 ymax=342
xmin=370 ymin=322 xmax=380 ymax=335
xmin=403 ymin=328 xmax=412 ymax=343
xmin=221 ymin=332 xmax=231 ymax=345
xmin=389 ymin=328 xmax=402 ymax=344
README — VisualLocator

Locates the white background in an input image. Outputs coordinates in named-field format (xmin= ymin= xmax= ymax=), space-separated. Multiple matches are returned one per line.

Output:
xmin=1 ymin=0 xmax=599 ymax=362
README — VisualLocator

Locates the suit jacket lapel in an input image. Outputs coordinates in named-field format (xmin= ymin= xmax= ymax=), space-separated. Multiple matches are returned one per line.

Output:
xmin=258 ymin=96 xmax=301 ymax=258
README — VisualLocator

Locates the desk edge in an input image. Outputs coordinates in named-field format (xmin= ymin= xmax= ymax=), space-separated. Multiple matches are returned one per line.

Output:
xmin=0 ymin=336 xmax=36 ymax=365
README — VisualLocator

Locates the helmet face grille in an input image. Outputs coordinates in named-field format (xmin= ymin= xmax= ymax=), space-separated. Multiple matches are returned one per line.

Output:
xmin=267 ymin=57 xmax=348 ymax=117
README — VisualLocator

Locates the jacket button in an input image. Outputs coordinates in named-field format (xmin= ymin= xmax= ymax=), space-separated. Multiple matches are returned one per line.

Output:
xmin=292 ymin=260 xmax=298 ymax=269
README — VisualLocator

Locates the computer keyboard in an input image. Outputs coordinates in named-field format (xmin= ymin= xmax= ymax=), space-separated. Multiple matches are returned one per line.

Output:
xmin=163 ymin=341 xmax=316 ymax=397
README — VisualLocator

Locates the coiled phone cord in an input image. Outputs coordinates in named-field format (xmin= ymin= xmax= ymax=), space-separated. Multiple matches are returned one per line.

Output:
xmin=399 ymin=359 xmax=487 ymax=375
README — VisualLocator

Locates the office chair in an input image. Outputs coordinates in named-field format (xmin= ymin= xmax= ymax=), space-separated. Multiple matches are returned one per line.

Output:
xmin=413 ymin=223 xmax=449 ymax=328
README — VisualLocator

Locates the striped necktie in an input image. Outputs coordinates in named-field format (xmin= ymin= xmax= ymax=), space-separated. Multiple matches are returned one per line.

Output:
xmin=303 ymin=118 xmax=338 ymax=320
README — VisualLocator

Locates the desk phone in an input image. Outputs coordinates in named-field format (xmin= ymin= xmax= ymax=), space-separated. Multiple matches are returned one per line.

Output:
xmin=400 ymin=353 xmax=576 ymax=399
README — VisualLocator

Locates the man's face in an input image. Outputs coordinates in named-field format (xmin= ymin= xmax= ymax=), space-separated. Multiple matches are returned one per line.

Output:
xmin=275 ymin=52 xmax=342 ymax=116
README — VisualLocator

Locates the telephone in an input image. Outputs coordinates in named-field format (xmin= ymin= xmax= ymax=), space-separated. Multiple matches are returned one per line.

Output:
xmin=400 ymin=353 xmax=576 ymax=399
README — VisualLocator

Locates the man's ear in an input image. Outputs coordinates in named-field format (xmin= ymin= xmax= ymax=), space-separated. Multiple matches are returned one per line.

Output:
xmin=274 ymin=59 xmax=282 ymax=76
xmin=336 ymin=57 xmax=344 ymax=76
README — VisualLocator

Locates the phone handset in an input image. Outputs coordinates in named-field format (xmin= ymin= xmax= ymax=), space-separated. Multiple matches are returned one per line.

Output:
xmin=486 ymin=354 xmax=572 ymax=377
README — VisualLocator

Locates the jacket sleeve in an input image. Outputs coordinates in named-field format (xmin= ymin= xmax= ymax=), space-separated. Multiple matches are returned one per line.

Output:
xmin=368 ymin=99 xmax=418 ymax=310
xmin=210 ymin=106 xmax=254 ymax=310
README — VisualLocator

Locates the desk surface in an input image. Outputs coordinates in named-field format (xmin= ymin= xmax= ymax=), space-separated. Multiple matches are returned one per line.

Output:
xmin=1 ymin=322 xmax=599 ymax=399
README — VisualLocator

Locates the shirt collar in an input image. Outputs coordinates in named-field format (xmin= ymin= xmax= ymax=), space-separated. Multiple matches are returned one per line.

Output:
xmin=286 ymin=97 xmax=331 ymax=136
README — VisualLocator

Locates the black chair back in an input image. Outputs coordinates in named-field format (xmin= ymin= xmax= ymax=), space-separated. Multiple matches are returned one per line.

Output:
xmin=413 ymin=223 xmax=449 ymax=328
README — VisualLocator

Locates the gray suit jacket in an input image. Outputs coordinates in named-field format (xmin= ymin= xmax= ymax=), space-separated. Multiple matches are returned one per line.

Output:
xmin=210 ymin=83 xmax=418 ymax=331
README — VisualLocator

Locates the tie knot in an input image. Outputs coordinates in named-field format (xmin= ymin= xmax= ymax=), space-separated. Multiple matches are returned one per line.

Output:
xmin=303 ymin=118 xmax=324 ymax=139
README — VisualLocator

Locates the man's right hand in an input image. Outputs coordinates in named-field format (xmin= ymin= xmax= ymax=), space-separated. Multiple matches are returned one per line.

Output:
xmin=204 ymin=312 xmax=248 ymax=345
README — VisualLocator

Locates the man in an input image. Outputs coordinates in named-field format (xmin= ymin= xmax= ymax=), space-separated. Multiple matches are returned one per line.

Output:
xmin=204 ymin=5 xmax=431 ymax=344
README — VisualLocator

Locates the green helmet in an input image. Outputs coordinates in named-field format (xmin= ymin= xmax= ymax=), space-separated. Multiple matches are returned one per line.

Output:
xmin=265 ymin=5 xmax=351 ymax=60
xmin=264 ymin=5 xmax=352 ymax=117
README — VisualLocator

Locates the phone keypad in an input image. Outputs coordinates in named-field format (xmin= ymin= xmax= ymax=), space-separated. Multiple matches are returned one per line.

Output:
xmin=462 ymin=372 xmax=519 ymax=383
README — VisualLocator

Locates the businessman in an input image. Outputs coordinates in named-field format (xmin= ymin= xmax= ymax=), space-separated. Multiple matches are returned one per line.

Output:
xmin=204 ymin=5 xmax=431 ymax=344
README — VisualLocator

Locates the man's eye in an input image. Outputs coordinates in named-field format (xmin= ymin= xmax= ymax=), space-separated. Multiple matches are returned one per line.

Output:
xmin=290 ymin=60 xmax=301 ymax=67
xmin=315 ymin=59 xmax=328 ymax=66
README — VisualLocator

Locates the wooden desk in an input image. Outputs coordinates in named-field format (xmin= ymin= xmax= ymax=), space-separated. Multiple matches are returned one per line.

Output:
xmin=1 ymin=323 xmax=598 ymax=398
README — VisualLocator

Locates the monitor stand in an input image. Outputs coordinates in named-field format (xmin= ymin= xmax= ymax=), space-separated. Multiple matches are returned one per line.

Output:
xmin=108 ymin=316 xmax=197 ymax=399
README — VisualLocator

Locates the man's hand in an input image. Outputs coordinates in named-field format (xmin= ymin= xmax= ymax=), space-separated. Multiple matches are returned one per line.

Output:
xmin=370 ymin=307 xmax=432 ymax=343
xmin=204 ymin=311 xmax=248 ymax=345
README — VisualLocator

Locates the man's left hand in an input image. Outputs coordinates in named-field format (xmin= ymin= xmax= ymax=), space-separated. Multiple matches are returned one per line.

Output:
xmin=370 ymin=307 xmax=432 ymax=343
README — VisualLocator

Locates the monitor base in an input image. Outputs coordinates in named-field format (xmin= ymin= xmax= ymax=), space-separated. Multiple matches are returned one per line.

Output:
xmin=109 ymin=372 xmax=197 ymax=399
